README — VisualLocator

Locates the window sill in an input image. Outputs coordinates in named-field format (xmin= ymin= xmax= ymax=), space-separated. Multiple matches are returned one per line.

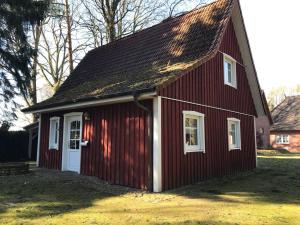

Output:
xmin=48 ymin=148 xmax=59 ymax=151
xmin=229 ymin=148 xmax=241 ymax=151
xmin=225 ymin=83 xmax=237 ymax=89
xmin=184 ymin=149 xmax=205 ymax=155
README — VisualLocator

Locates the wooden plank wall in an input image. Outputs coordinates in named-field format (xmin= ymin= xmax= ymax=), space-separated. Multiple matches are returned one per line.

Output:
xmin=39 ymin=113 xmax=63 ymax=170
xmin=38 ymin=100 xmax=152 ymax=190
xmin=158 ymin=20 xmax=257 ymax=190
xmin=158 ymin=20 xmax=256 ymax=116
xmin=160 ymin=99 xmax=256 ymax=190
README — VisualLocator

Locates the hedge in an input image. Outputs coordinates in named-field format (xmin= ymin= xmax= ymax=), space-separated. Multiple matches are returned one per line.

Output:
xmin=0 ymin=131 xmax=29 ymax=162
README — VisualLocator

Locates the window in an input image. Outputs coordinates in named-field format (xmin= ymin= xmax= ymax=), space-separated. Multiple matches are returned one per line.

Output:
xmin=49 ymin=117 xmax=60 ymax=150
xmin=69 ymin=120 xmax=81 ymax=150
xmin=276 ymin=134 xmax=289 ymax=144
xmin=183 ymin=111 xmax=205 ymax=154
xmin=258 ymin=128 xmax=264 ymax=135
xmin=224 ymin=54 xmax=237 ymax=88
xmin=227 ymin=118 xmax=241 ymax=150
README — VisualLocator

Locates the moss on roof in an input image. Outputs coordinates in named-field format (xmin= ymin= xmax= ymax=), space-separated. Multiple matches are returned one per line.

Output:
xmin=24 ymin=0 xmax=234 ymax=112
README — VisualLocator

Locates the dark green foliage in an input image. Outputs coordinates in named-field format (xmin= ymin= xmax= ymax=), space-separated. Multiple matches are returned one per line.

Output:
xmin=0 ymin=121 xmax=12 ymax=131
xmin=0 ymin=131 xmax=29 ymax=162
xmin=0 ymin=0 xmax=50 ymax=118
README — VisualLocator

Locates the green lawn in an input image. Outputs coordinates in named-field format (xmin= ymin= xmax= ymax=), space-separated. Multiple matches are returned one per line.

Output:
xmin=1 ymin=153 xmax=300 ymax=225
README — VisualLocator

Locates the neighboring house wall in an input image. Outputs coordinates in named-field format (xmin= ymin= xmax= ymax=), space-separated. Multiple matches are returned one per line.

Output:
xmin=255 ymin=116 xmax=271 ymax=148
xmin=158 ymin=20 xmax=257 ymax=190
xmin=39 ymin=100 xmax=152 ymax=189
xmin=270 ymin=131 xmax=300 ymax=153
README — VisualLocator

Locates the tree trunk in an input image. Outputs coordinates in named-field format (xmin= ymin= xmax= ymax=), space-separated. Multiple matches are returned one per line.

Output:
xmin=65 ymin=0 xmax=74 ymax=72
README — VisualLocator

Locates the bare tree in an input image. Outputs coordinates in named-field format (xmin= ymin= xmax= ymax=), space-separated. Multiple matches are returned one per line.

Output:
xmin=37 ymin=18 xmax=69 ymax=93
xmin=80 ymin=0 xmax=203 ymax=47
xmin=65 ymin=0 xmax=74 ymax=72
xmin=36 ymin=0 xmax=88 ymax=96
xmin=267 ymin=84 xmax=300 ymax=110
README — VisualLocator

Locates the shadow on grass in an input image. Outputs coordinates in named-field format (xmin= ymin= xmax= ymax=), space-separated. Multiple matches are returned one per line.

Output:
xmin=168 ymin=155 xmax=300 ymax=205
xmin=1 ymin=155 xmax=299 ymax=221
xmin=0 ymin=169 xmax=134 ymax=219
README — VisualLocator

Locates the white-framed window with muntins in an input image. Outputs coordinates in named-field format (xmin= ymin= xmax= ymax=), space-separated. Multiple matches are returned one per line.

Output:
xmin=227 ymin=118 xmax=241 ymax=150
xmin=223 ymin=53 xmax=237 ymax=88
xmin=183 ymin=111 xmax=205 ymax=154
xmin=49 ymin=117 xmax=60 ymax=150
xmin=276 ymin=134 xmax=289 ymax=144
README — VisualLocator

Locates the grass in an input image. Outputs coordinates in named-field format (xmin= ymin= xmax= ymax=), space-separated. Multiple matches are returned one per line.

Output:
xmin=1 ymin=154 xmax=300 ymax=225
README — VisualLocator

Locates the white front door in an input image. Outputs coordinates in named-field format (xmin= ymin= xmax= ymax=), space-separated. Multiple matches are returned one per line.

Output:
xmin=65 ymin=115 xmax=82 ymax=173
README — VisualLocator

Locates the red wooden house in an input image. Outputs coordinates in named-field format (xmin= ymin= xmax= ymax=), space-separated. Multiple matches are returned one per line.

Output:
xmin=23 ymin=0 xmax=267 ymax=192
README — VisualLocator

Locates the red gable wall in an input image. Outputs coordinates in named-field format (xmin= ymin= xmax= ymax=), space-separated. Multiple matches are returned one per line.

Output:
xmin=158 ymin=20 xmax=257 ymax=190
xmin=158 ymin=20 xmax=256 ymax=116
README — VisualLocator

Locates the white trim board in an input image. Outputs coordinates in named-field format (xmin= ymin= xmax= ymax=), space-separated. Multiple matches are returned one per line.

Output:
xmin=153 ymin=96 xmax=162 ymax=192
xmin=253 ymin=116 xmax=257 ymax=167
xmin=24 ymin=92 xmax=156 ymax=114
xmin=161 ymin=96 xmax=255 ymax=117
xmin=36 ymin=114 xmax=42 ymax=167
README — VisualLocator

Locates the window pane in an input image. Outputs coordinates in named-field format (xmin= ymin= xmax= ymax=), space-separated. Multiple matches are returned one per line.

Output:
xmin=229 ymin=121 xmax=238 ymax=147
xmin=70 ymin=130 xmax=80 ymax=139
xmin=71 ymin=121 xmax=77 ymax=129
xmin=227 ymin=62 xmax=232 ymax=83
xmin=230 ymin=131 xmax=236 ymax=145
xmin=69 ymin=140 xmax=76 ymax=149
xmin=75 ymin=140 xmax=80 ymax=149
xmin=54 ymin=122 xmax=58 ymax=144
xmin=185 ymin=117 xmax=197 ymax=128
xmin=54 ymin=130 xmax=58 ymax=144
xmin=186 ymin=128 xmax=198 ymax=146
xmin=276 ymin=135 xmax=281 ymax=143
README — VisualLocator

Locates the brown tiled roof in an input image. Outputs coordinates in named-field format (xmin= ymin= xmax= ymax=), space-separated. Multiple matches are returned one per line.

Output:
xmin=23 ymin=0 xmax=235 ymax=112
xmin=271 ymin=96 xmax=300 ymax=131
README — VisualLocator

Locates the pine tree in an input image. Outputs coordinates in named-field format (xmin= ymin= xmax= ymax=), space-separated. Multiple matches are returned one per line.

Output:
xmin=0 ymin=0 xmax=50 ymax=121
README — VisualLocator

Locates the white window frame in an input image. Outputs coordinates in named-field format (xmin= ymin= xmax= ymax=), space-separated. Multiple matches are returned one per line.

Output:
xmin=276 ymin=134 xmax=289 ymax=144
xmin=227 ymin=118 xmax=241 ymax=151
xmin=49 ymin=117 xmax=60 ymax=150
xmin=183 ymin=111 xmax=205 ymax=154
xmin=223 ymin=53 xmax=237 ymax=88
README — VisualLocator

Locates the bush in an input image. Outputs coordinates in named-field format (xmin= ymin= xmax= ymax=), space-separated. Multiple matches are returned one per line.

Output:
xmin=0 ymin=131 xmax=29 ymax=162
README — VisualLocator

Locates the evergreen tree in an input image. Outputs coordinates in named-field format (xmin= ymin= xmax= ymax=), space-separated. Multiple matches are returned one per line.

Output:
xmin=0 ymin=0 xmax=50 ymax=121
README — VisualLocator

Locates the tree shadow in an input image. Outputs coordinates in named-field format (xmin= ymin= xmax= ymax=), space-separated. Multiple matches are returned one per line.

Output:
xmin=0 ymin=155 xmax=299 ymax=222
xmin=167 ymin=155 xmax=300 ymax=205
xmin=0 ymin=168 xmax=135 ymax=219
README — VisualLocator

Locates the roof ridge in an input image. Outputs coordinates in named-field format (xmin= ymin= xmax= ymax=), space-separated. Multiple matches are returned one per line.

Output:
xmin=88 ymin=0 xmax=225 ymax=54
xmin=271 ymin=97 xmax=288 ymax=114
xmin=271 ymin=95 xmax=300 ymax=114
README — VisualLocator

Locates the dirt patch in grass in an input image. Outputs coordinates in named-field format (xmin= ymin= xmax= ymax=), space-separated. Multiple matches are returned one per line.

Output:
xmin=0 ymin=155 xmax=300 ymax=225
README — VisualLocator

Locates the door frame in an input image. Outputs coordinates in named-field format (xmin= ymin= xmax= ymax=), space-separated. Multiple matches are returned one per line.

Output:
xmin=62 ymin=112 xmax=83 ymax=173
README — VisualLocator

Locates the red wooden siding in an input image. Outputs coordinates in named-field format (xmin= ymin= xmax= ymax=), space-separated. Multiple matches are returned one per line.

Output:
xmin=38 ymin=100 xmax=152 ymax=189
xmin=39 ymin=113 xmax=63 ymax=170
xmin=161 ymin=98 xmax=256 ymax=190
xmin=158 ymin=20 xmax=257 ymax=190
xmin=158 ymin=20 xmax=256 ymax=116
